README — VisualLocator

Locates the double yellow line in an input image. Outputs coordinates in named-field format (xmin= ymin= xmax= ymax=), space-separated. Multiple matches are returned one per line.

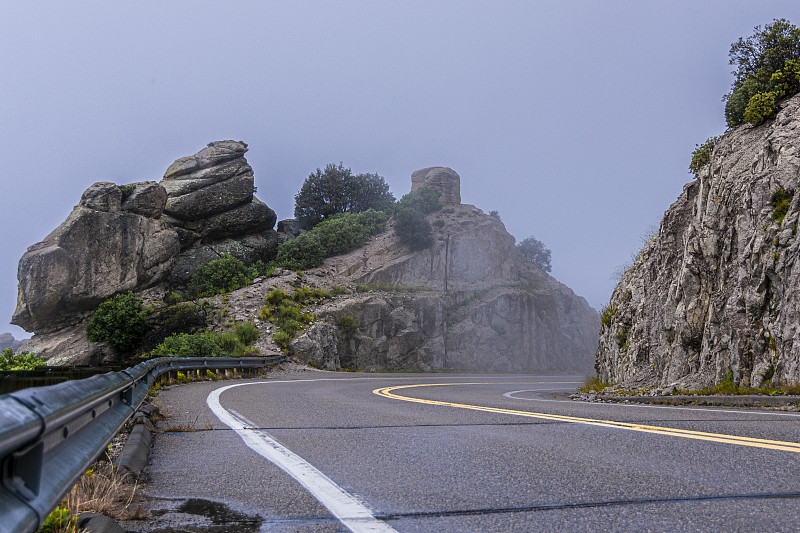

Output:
xmin=373 ymin=383 xmax=800 ymax=453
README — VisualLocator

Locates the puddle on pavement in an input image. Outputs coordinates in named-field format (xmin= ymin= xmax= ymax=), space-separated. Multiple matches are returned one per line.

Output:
xmin=149 ymin=498 xmax=262 ymax=532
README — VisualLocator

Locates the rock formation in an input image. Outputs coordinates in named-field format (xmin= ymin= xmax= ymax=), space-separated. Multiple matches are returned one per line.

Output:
xmin=0 ymin=333 xmax=25 ymax=352
xmin=11 ymin=181 xmax=180 ymax=363
xmin=596 ymin=93 xmax=800 ymax=389
xmin=411 ymin=167 xmax=461 ymax=205
xmin=161 ymin=141 xmax=277 ymax=285
xmin=291 ymin=168 xmax=599 ymax=373
xmin=13 ymin=181 xmax=179 ymax=333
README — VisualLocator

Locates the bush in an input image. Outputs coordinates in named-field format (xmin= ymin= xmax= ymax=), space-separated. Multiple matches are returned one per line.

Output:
xmin=688 ymin=136 xmax=720 ymax=176
xmin=294 ymin=163 xmax=395 ymax=227
xmin=275 ymin=232 xmax=325 ymax=271
xmin=394 ymin=207 xmax=434 ymax=250
xmin=215 ymin=331 xmax=245 ymax=354
xmin=86 ymin=292 xmax=150 ymax=352
xmin=234 ymin=322 xmax=260 ymax=345
xmin=186 ymin=254 xmax=257 ymax=298
xmin=313 ymin=209 xmax=389 ymax=256
xmin=139 ymin=302 xmax=208 ymax=352
xmin=394 ymin=186 xmax=442 ymax=215
xmin=771 ymin=187 xmax=795 ymax=223
xmin=743 ymin=91 xmax=777 ymax=125
xmin=516 ymin=236 xmax=552 ymax=273
xmin=337 ymin=316 xmax=359 ymax=339
xmin=149 ymin=332 xmax=223 ymax=358
xmin=1 ymin=348 xmax=46 ymax=370
xmin=600 ymin=304 xmax=617 ymax=329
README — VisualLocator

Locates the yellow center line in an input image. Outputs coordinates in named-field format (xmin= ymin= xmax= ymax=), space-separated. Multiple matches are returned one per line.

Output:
xmin=373 ymin=383 xmax=800 ymax=453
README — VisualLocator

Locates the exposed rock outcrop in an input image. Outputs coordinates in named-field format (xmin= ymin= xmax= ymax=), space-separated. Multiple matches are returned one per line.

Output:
xmin=161 ymin=141 xmax=277 ymax=285
xmin=0 ymin=333 xmax=25 ymax=352
xmin=596 ymin=93 xmax=800 ymax=389
xmin=12 ymin=181 xmax=179 ymax=333
xmin=290 ymin=169 xmax=598 ymax=373
xmin=411 ymin=167 xmax=461 ymax=205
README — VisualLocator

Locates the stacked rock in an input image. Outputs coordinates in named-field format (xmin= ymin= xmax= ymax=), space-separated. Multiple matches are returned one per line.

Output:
xmin=160 ymin=141 xmax=278 ymax=285
xmin=12 ymin=181 xmax=180 ymax=332
xmin=410 ymin=167 xmax=461 ymax=205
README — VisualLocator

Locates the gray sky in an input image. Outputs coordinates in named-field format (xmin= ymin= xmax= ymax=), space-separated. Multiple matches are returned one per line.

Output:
xmin=2 ymin=1 xmax=798 ymax=339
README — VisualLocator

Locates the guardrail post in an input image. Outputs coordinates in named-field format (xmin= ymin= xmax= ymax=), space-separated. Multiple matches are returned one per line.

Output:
xmin=2 ymin=439 xmax=44 ymax=501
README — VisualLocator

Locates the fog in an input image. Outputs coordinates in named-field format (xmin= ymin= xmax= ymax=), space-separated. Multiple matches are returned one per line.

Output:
xmin=2 ymin=1 xmax=798 ymax=338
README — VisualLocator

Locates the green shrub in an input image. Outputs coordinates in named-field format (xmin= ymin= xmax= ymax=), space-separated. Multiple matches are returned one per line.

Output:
xmin=688 ymin=136 xmax=720 ymax=176
xmin=743 ymin=91 xmax=778 ymax=125
xmin=86 ymin=292 xmax=150 ymax=352
xmin=394 ymin=186 xmax=442 ymax=215
xmin=275 ymin=232 xmax=325 ymax=270
xmin=215 ymin=331 xmax=245 ymax=354
xmin=313 ymin=209 xmax=389 ymax=256
xmin=186 ymin=254 xmax=257 ymax=298
xmin=771 ymin=187 xmax=794 ymax=223
xmin=394 ymin=207 xmax=434 ymax=250
xmin=234 ymin=322 xmax=260 ymax=345
xmin=337 ymin=316 xmax=359 ymax=339
xmin=600 ymin=304 xmax=617 ymax=329
xmin=273 ymin=330 xmax=294 ymax=350
xmin=148 ymin=332 xmax=223 ymax=358
xmin=1 ymin=348 xmax=46 ymax=370
xmin=118 ymin=184 xmax=136 ymax=202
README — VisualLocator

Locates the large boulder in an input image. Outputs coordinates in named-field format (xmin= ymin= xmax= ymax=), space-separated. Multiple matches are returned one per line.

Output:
xmin=411 ymin=167 xmax=461 ymax=205
xmin=160 ymin=141 xmax=278 ymax=284
xmin=12 ymin=181 xmax=180 ymax=333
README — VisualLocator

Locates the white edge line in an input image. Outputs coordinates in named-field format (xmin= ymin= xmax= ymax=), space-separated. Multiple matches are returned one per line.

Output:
xmin=207 ymin=381 xmax=397 ymax=533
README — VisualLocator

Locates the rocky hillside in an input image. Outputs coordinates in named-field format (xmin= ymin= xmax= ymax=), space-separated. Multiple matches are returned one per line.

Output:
xmin=12 ymin=146 xmax=598 ymax=372
xmin=596 ymin=93 xmax=800 ymax=390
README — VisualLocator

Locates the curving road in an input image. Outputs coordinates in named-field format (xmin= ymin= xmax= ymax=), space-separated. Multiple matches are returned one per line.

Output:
xmin=132 ymin=371 xmax=800 ymax=532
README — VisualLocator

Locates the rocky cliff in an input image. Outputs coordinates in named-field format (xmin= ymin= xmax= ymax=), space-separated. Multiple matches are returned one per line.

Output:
xmin=596 ymin=93 xmax=800 ymax=389
xmin=289 ymin=171 xmax=599 ymax=373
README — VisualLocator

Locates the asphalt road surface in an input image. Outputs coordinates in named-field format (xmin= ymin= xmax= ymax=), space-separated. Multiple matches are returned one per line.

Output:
xmin=130 ymin=370 xmax=800 ymax=532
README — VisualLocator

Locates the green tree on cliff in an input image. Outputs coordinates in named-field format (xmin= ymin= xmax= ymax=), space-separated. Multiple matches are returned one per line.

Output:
xmin=724 ymin=19 xmax=800 ymax=127
xmin=294 ymin=163 xmax=395 ymax=227
xmin=517 ymin=236 xmax=552 ymax=273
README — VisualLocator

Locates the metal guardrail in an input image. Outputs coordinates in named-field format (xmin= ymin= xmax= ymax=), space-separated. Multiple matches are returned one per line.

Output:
xmin=0 ymin=355 xmax=284 ymax=533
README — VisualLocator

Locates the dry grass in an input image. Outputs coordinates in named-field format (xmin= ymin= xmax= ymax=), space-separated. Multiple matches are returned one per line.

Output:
xmin=41 ymin=460 xmax=147 ymax=532
xmin=160 ymin=413 xmax=213 ymax=432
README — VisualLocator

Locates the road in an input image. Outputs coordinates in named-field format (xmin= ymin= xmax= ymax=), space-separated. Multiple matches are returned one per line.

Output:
xmin=129 ymin=370 xmax=800 ymax=532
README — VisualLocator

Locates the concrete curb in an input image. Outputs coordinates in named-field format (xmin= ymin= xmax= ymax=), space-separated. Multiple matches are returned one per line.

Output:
xmin=573 ymin=392 xmax=800 ymax=409
xmin=78 ymin=513 xmax=126 ymax=533
xmin=114 ymin=407 xmax=155 ymax=478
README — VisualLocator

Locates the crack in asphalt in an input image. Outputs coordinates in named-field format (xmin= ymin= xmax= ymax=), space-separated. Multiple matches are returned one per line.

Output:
xmin=378 ymin=491 xmax=800 ymax=519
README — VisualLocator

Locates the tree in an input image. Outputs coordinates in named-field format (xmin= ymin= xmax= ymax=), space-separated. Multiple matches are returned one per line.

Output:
xmin=517 ymin=236 xmax=552 ymax=273
xmin=294 ymin=163 xmax=395 ymax=227
xmin=724 ymin=19 xmax=800 ymax=127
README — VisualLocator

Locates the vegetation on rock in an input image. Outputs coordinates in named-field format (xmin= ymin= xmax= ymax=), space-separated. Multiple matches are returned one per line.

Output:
xmin=258 ymin=287 xmax=331 ymax=351
xmin=147 ymin=321 xmax=260 ymax=358
xmin=724 ymin=19 xmax=800 ymax=127
xmin=771 ymin=187 xmax=795 ymax=223
xmin=294 ymin=163 xmax=395 ymax=227
xmin=516 ymin=236 xmax=552 ymax=273
xmin=186 ymin=253 xmax=259 ymax=299
xmin=688 ymin=136 xmax=720 ymax=176
xmin=86 ymin=292 xmax=151 ymax=353
xmin=392 ymin=187 xmax=441 ymax=250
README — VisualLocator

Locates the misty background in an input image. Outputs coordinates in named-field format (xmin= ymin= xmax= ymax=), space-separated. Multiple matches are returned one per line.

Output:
xmin=2 ymin=1 xmax=798 ymax=339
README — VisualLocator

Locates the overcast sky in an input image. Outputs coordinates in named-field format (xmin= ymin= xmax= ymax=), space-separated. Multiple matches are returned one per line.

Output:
xmin=2 ymin=1 xmax=798 ymax=339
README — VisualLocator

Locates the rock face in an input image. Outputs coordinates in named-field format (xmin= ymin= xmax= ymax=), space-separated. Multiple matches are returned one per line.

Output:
xmin=12 ymin=181 xmax=179 ymax=333
xmin=596 ymin=93 xmax=800 ymax=389
xmin=0 ymin=333 xmax=25 ymax=352
xmin=161 ymin=141 xmax=278 ymax=285
xmin=411 ymin=167 xmax=461 ymax=205
xmin=292 ymin=170 xmax=599 ymax=373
